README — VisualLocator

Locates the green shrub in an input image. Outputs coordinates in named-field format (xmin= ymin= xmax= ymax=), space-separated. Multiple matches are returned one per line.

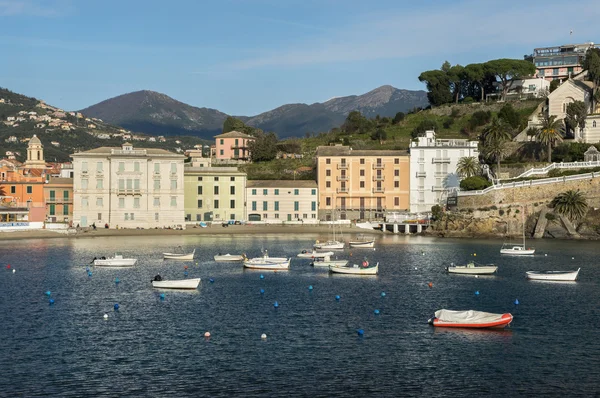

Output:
xmin=460 ymin=176 xmax=492 ymax=191
xmin=462 ymin=97 xmax=474 ymax=104
xmin=515 ymin=209 xmax=520 ymax=214
xmin=545 ymin=213 xmax=556 ymax=221
xmin=468 ymin=110 xmax=492 ymax=130
xmin=490 ymin=205 xmax=498 ymax=210
xmin=548 ymin=169 xmax=562 ymax=178
xmin=499 ymin=209 xmax=505 ymax=216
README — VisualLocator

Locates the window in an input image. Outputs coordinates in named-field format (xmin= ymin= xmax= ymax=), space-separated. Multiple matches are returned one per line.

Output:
xmin=197 ymin=176 xmax=203 ymax=181
xmin=263 ymin=214 xmax=268 ymax=219
xmin=170 ymin=163 xmax=177 ymax=174
xmin=230 ymin=186 xmax=235 ymax=195
xmin=294 ymin=189 xmax=299 ymax=195
xmin=220 ymin=139 xmax=224 ymax=145
xmin=326 ymin=181 xmax=331 ymax=188
xmin=196 ymin=214 xmax=201 ymax=221
xmin=124 ymin=213 xmax=129 ymax=221
xmin=130 ymin=213 xmax=135 ymax=221
xmin=214 ymin=186 xmax=219 ymax=195
xmin=394 ymin=197 xmax=400 ymax=206
xmin=155 ymin=213 xmax=160 ymax=221
xmin=394 ymin=181 xmax=399 ymax=188
xmin=230 ymin=200 xmax=235 ymax=208
xmin=311 ymin=201 xmax=316 ymax=211
xmin=553 ymin=68 xmax=559 ymax=75
xmin=49 ymin=190 xmax=55 ymax=200
xmin=263 ymin=189 xmax=268 ymax=195
xmin=311 ymin=189 xmax=316 ymax=195
xmin=213 ymin=199 xmax=219 ymax=209
xmin=134 ymin=162 xmax=140 ymax=172
xmin=197 ymin=186 xmax=203 ymax=195
xmin=119 ymin=179 xmax=125 ymax=190
xmin=49 ymin=204 xmax=55 ymax=215
xmin=154 ymin=180 xmax=160 ymax=190
xmin=220 ymin=149 xmax=224 ymax=156
xmin=134 ymin=179 xmax=140 ymax=190
xmin=154 ymin=197 xmax=160 ymax=207
xmin=274 ymin=189 xmax=279 ymax=195
xmin=294 ymin=214 xmax=299 ymax=219
xmin=82 ymin=198 xmax=89 ymax=208
xmin=170 ymin=180 xmax=177 ymax=190
xmin=154 ymin=163 xmax=160 ymax=173
xmin=326 ymin=197 xmax=331 ymax=206
xmin=230 ymin=177 xmax=235 ymax=181
xmin=360 ymin=181 xmax=365 ymax=188
xmin=252 ymin=189 xmax=257 ymax=195
xmin=134 ymin=198 xmax=140 ymax=208
xmin=326 ymin=169 xmax=331 ymax=177
xmin=263 ymin=201 xmax=268 ymax=211
xmin=394 ymin=158 xmax=399 ymax=164
xmin=81 ymin=179 xmax=88 ymax=189
xmin=214 ymin=177 xmax=219 ymax=182
xmin=294 ymin=201 xmax=299 ymax=211
xmin=326 ymin=158 xmax=331 ymax=164
xmin=312 ymin=214 xmax=316 ymax=219
xmin=10 ymin=186 xmax=15 ymax=194
xmin=119 ymin=198 xmax=125 ymax=208
xmin=274 ymin=201 xmax=279 ymax=211
xmin=96 ymin=197 xmax=103 ymax=207
xmin=170 ymin=197 xmax=177 ymax=207
xmin=594 ymin=121 xmax=597 ymax=128
xmin=394 ymin=169 xmax=400 ymax=176
xmin=274 ymin=213 xmax=279 ymax=219
xmin=360 ymin=158 xmax=365 ymax=164
xmin=63 ymin=205 xmax=69 ymax=215
xmin=97 ymin=162 xmax=103 ymax=172
xmin=197 ymin=199 xmax=203 ymax=208
xmin=252 ymin=201 xmax=257 ymax=211
xmin=360 ymin=169 xmax=365 ymax=176
xmin=96 ymin=179 xmax=103 ymax=189
xmin=126 ymin=179 xmax=132 ymax=190
xmin=81 ymin=161 xmax=88 ymax=172
xmin=118 ymin=162 xmax=124 ymax=172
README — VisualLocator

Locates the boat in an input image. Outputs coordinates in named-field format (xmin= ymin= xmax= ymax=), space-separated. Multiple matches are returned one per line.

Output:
xmin=93 ymin=254 xmax=137 ymax=267
xmin=348 ymin=235 xmax=375 ymax=248
xmin=214 ymin=253 xmax=245 ymax=262
xmin=163 ymin=248 xmax=195 ymax=260
xmin=151 ymin=274 xmax=201 ymax=289
xmin=428 ymin=309 xmax=513 ymax=329
xmin=501 ymin=207 xmax=535 ymax=255
xmin=243 ymin=251 xmax=290 ymax=270
xmin=314 ymin=209 xmax=345 ymax=250
xmin=297 ymin=249 xmax=334 ymax=258
xmin=446 ymin=261 xmax=498 ymax=275
xmin=329 ymin=260 xmax=378 ymax=275
xmin=311 ymin=255 xmax=349 ymax=267
xmin=526 ymin=268 xmax=580 ymax=281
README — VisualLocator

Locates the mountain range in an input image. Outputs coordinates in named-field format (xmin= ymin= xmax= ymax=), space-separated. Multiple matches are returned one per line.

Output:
xmin=81 ymin=85 xmax=428 ymax=139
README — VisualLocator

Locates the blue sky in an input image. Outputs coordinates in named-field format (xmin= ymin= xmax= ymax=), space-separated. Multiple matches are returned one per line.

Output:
xmin=1 ymin=0 xmax=598 ymax=115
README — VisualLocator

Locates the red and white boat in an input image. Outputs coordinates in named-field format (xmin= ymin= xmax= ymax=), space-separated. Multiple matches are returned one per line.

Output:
xmin=428 ymin=309 xmax=513 ymax=329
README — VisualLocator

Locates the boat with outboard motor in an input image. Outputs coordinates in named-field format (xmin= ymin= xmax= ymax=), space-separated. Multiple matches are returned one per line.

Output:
xmin=151 ymin=274 xmax=201 ymax=289
xmin=428 ymin=309 xmax=513 ymax=328
xmin=93 ymin=253 xmax=137 ymax=267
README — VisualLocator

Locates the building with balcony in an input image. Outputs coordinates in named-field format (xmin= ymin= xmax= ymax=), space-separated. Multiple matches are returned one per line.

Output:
xmin=183 ymin=167 xmax=247 ymax=223
xmin=246 ymin=180 xmax=318 ymax=223
xmin=410 ymin=130 xmax=479 ymax=213
xmin=44 ymin=177 xmax=73 ymax=224
xmin=315 ymin=145 xmax=409 ymax=221
xmin=527 ymin=42 xmax=597 ymax=80
xmin=71 ymin=143 xmax=185 ymax=228
xmin=214 ymin=131 xmax=255 ymax=162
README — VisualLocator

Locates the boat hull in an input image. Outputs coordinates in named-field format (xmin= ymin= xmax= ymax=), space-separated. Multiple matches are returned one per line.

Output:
xmin=163 ymin=253 xmax=195 ymax=260
xmin=94 ymin=258 xmax=137 ymax=267
xmin=348 ymin=240 xmax=375 ymax=248
xmin=329 ymin=263 xmax=378 ymax=275
xmin=526 ymin=268 xmax=580 ymax=281
xmin=214 ymin=254 xmax=244 ymax=262
xmin=447 ymin=265 xmax=498 ymax=275
xmin=297 ymin=250 xmax=334 ymax=258
xmin=500 ymin=246 xmax=535 ymax=255
xmin=152 ymin=278 xmax=201 ymax=289
xmin=429 ymin=310 xmax=513 ymax=329
xmin=314 ymin=241 xmax=344 ymax=250
xmin=312 ymin=259 xmax=349 ymax=267
xmin=243 ymin=259 xmax=290 ymax=270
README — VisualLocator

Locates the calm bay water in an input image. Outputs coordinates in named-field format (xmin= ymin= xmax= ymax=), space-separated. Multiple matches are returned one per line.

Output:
xmin=1 ymin=233 xmax=599 ymax=397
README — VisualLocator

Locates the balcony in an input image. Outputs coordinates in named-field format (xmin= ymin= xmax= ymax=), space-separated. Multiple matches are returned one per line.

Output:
xmin=372 ymin=175 xmax=385 ymax=181
xmin=117 ymin=189 xmax=142 ymax=196
xmin=336 ymin=176 xmax=349 ymax=181
xmin=432 ymin=158 xmax=451 ymax=163
xmin=432 ymin=186 xmax=446 ymax=192
xmin=336 ymin=187 xmax=349 ymax=194
xmin=416 ymin=172 xmax=427 ymax=178
xmin=372 ymin=187 xmax=384 ymax=193
xmin=372 ymin=163 xmax=384 ymax=170
xmin=337 ymin=163 xmax=349 ymax=170
xmin=81 ymin=170 xmax=88 ymax=175
xmin=45 ymin=197 xmax=73 ymax=204
xmin=417 ymin=157 xmax=425 ymax=163
xmin=434 ymin=172 xmax=447 ymax=178
xmin=111 ymin=149 xmax=147 ymax=156
xmin=230 ymin=144 xmax=249 ymax=150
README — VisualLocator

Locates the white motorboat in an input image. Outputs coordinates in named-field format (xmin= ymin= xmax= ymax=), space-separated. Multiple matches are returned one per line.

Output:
xmin=526 ymin=268 xmax=580 ymax=281
xmin=329 ymin=261 xmax=378 ymax=275
xmin=501 ymin=207 xmax=535 ymax=255
xmin=163 ymin=248 xmax=195 ymax=260
xmin=348 ymin=239 xmax=375 ymax=248
xmin=447 ymin=261 xmax=498 ymax=275
xmin=93 ymin=254 xmax=137 ymax=267
xmin=214 ymin=253 xmax=244 ymax=262
xmin=314 ymin=240 xmax=345 ymax=250
xmin=311 ymin=255 xmax=349 ymax=267
xmin=151 ymin=275 xmax=201 ymax=289
xmin=243 ymin=256 xmax=290 ymax=270
xmin=297 ymin=249 xmax=334 ymax=259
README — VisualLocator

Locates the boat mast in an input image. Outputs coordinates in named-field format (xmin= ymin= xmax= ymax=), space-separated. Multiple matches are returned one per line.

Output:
xmin=522 ymin=205 xmax=525 ymax=247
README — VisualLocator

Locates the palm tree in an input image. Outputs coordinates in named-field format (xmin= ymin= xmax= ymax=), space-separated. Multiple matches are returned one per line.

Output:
xmin=483 ymin=116 xmax=512 ymax=143
xmin=536 ymin=115 xmax=564 ymax=162
xmin=550 ymin=190 xmax=588 ymax=222
xmin=482 ymin=137 xmax=505 ymax=178
xmin=456 ymin=156 xmax=481 ymax=178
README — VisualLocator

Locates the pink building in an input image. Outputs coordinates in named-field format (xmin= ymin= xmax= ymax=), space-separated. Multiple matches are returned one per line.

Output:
xmin=213 ymin=131 xmax=255 ymax=160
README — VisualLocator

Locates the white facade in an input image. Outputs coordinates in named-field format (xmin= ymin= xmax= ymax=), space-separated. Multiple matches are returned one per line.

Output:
xmin=582 ymin=115 xmax=600 ymax=143
xmin=409 ymin=130 xmax=479 ymax=213
xmin=71 ymin=143 xmax=185 ymax=228
xmin=246 ymin=180 xmax=319 ymax=223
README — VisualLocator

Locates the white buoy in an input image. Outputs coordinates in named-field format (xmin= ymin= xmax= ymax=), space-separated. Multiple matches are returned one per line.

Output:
xmin=204 ymin=331 xmax=211 ymax=338
xmin=545 ymin=254 xmax=548 ymax=257
xmin=572 ymin=257 xmax=575 ymax=260
xmin=414 ymin=267 xmax=417 ymax=270
xmin=261 ymin=333 xmax=267 ymax=340
xmin=103 ymin=314 xmax=108 ymax=320
xmin=12 ymin=269 xmax=15 ymax=273
xmin=475 ymin=275 xmax=479 ymax=278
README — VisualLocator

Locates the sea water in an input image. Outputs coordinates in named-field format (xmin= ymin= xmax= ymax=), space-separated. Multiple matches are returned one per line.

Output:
xmin=0 ymin=234 xmax=599 ymax=397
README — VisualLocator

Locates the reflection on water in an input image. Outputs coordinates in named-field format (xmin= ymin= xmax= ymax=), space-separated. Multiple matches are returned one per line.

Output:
xmin=1 ymin=234 xmax=599 ymax=397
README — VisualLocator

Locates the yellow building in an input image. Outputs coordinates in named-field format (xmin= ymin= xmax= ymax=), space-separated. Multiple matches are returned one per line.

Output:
xmin=315 ymin=145 xmax=409 ymax=221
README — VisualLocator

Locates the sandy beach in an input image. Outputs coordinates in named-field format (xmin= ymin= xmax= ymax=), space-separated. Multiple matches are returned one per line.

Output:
xmin=0 ymin=224 xmax=381 ymax=241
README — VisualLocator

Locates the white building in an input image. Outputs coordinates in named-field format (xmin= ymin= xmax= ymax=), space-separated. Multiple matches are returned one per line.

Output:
xmin=409 ymin=130 xmax=479 ymax=213
xmin=246 ymin=180 xmax=319 ymax=223
xmin=71 ymin=143 xmax=185 ymax=228
xmin=582 ymin=115 xmax=600 ymax=143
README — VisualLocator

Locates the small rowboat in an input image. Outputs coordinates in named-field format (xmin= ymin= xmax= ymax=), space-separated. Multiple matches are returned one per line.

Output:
xmin=446 ymin=261 xmax=497 ymax=275
xmin=94 ymin=254 xmax=137 ymax=267
xmin=214 ymin=253 xmax=244 ymax=262
xmin=151 ymin=276 xmax=201 ymax=289
xmin=297 ymin=250 xmax=334 ymax=258
xmin=329 ymin=261 xmax=378 ymax=275
xmin=311 ymin=255 xmax=348 ymax=267
xmin=163 ymin=249 xmax=195 ymax=260
xmin=348 ymin=235 xmax=375 ymax=248
xmin=428 ymin=309 xmax=513 ymax=329
xmin=526 ymin=268 xmax=580 ymax=281
xmin=243 ymin=253 xmax=290 ymax=270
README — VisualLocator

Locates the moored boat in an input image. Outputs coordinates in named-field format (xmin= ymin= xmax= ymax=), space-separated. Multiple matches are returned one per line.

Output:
xmin=243 ymin=252 xmax=290 ymax=270
xmin=163 ymin=248 xmax=195 ymax=260
xmin=214 ymin=253 xmax=244 ymax=262
xmin=428 ymin=309 xmax=513 ymax=329
xmin=297 ymin=249 xmax=334 ymax=258
xmin=526 ymin=268 xmax=580 ymax=281
xmin=500 ymin=245 xmax=535 ymax=255
xmin=348 ymin=235 xmax=375 ymax=248
xmin=151 ymin=275 xmax=200 ymax=289
xmin=446 ymin=261 xmax=498 ymax=275
xmin=314 ymin=240 xmax=345 ymax=250
xmin=311 ymin=255 xmax=349 ymax=267
xmin=93 ymin=254 xmax=137 ymax=267
xmin=329 ymin=260 xmax=378 ymax=275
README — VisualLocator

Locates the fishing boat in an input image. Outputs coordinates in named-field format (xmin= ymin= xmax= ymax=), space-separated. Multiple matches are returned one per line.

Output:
xmin=311 ymin=255 xmax=349 ymax=267
xmin=151 ymin=275 xmax=201 ymax=289
xmin=329 ymin=260 xmax=378 ymax=275
xmin=348 ymin=235 xmax=375 ymax=248
xmin=243 ymin=252 xmax=290 ymax=270
xmin=526 ymin=268 xmax=580 ymax=281
xmin=314 ymin=209 xmax=345 ymax=250
xmin=428 ymin=309 xmax=513 ymax=329
xmin=163 ymin=248 xmax=195 ymax=260
xmin=501 ymin=207 xmax=535 ymax=255
xmin=93 ymin=254 xmax=137 ymax=267
xmin=214 ymin=253 xmax=244 ymax=262
xmin=446 ymin=261 xmax=498 ymax=275
xmin=297 ymin=249 xmax=334 ymax=258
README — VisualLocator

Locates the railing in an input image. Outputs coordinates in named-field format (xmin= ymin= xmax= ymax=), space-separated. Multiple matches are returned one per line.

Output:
xmin=416 ymin=172 xmax=426 ymax=178
xmin=372 ymin=187 xmax=384 ymax=193
xmin=336 ymin=187 xmax=349 ymax=193
xmin=336 ymin=176 xmax=349 ymax=181
xmin=117 ymin=189 xmax=142 ymax=195
xmin=337 ymin=164 xmax=348 ymax=170
xmin=372 ymin=163 xmax=384 ymax=169
xmin=503 ymin=161 xmax=600 ymax=180
xmin=434 ymin=172 xmax=447 ymax=178
xmin=45 ymin=197 xmax=73 ymax=204
xmin=373 ymin=175 xmax=385 ymax=181
xmin=417 ymin=158 xmax=425 ymax=163
xmin=111 ymin=149 xmax=147 ymax=156
xmin=431 ymin=186 xmax=446 ymax=192
xmin=432 ymin=158 xmax=451 ymax=163
xmin=458 ymin=172 xmax=600 ymax=197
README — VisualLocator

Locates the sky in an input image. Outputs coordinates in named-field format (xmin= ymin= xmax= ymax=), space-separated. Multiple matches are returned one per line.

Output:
xmin=1 ymin=0 xmax=599 ymax=116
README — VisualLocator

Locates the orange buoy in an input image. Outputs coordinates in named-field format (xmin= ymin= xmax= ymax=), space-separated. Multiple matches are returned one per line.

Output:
xmin=428 ymin=282 xmax=433 ymax=288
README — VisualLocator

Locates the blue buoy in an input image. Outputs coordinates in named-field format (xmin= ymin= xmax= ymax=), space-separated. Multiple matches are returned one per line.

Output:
xmin=115 ymin=277 xmax=120 ymax=284
xmin=184 ymin=271 xmax=188 ymax=276
xmin=260 ymin=274 xmax=264 ymax=279
xmin=335 ymin=295 xmax=341 ymax=301
xmin=45 ymin=291 xmax=51 ymax=296
xmin=260 ymin=288 xmax=265 ymax=295
xmin=160 ymin=293 xmax=165 ymax=300
xmin=86 ymin=267 xmax=89 ymax=272
xmin=49 ymin=299 xmax=54 ymax=305
xmin=475 ymin=291 xmax=480 ymax=296
xmin=357 ymin=329 xmax=364 ymax=336
xmin=308 ymin=285 xmax=313 ymax=291
xmin=374 ymin=309 xmax=380 ymax=315
xmin=209 ymin=278 xmax=214 ymax=283
xmin=514 ymin=299 xmax=520 ymax=305
xmin=273 ymin=301 xmax=279 ymax=308
xmin=114 ymin=303 xmax=119 ymax=311
xmin=380 ymin=292 xmax=386 ymax=297
xmin=88 ymin=271 xmax=93 ymax=277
